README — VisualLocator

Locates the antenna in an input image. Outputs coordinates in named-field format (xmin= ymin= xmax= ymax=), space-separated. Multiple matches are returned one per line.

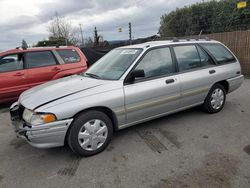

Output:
xmin=199 ymin=30 xmax=203 ymax=39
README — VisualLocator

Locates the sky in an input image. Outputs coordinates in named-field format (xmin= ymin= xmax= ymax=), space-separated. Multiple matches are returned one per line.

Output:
xmin=0 ymin=0 xmax=202 ymax=51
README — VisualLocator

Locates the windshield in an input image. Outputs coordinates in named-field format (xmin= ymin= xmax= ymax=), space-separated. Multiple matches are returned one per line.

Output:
xmin=84 ymin=48 xmax=142 ymax=80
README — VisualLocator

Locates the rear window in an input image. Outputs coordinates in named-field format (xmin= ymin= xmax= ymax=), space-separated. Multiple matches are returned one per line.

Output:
xmin=57 ymin=49 xmax=81 ymax=63
xmin=200 ymin=43 xmax=236 ymax=64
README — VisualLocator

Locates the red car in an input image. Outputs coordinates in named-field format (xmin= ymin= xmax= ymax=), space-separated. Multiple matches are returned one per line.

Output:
xmin=0 ymin=46 xmax=88 ymax=103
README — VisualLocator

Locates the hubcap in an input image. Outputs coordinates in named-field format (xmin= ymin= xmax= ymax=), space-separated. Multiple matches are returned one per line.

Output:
xmin=78 ymin=119 xmax=108 ymax=151
xmin=210 ymin=88 xmax=224 ymax=110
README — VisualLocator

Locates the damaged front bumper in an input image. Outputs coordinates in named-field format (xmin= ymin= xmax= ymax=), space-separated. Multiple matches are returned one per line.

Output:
xmin=10 ymin=102 xmax=73 ymax=149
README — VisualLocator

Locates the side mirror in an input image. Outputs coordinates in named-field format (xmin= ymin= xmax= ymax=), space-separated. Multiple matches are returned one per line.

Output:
xmin=126 ymin=69 xmax=145 ymax=83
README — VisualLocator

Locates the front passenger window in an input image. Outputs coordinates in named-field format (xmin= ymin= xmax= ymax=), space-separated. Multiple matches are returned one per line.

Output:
xmin=135 ymin=47 xmax=173 ymax=78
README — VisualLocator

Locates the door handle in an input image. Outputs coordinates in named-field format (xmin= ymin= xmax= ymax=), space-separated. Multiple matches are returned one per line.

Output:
xmin=14 ymin=72 xmax=24 ymax=76
xmin=209 ymin=70 xmax=216 ymax=74
xmin=165 ymin=79 xmax=175 ymax=84
xmin=52 ymin=67 xmax=61 ymax=71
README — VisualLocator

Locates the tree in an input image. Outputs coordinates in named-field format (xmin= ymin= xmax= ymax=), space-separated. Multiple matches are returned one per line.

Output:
xmin=47 ymin=13 xmax=80 ymax=45
xmin=84 ymin=37 xmax=94 ymax=47
xmin=94 ymin=27 xmax=100 ymax=46
xmin=159 ymin=0 xmax=250 ymax=37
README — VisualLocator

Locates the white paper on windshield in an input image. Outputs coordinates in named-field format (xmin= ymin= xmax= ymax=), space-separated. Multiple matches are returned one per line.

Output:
xmin=121 ymin=50 xmax=138 ymax=55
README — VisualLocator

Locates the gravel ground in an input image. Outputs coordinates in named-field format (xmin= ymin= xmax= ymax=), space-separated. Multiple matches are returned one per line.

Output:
xmin=0 ymin=79 xmax=250 ymax=188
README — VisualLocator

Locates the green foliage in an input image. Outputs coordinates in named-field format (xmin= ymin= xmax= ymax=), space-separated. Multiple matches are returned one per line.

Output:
xmin=35 ymin=37 xmax=74 ymax=47
xmin=159 ymin=0 xmax=250 ymax=37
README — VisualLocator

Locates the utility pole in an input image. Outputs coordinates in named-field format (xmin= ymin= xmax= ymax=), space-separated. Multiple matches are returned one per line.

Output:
xmin=79 ymin=24 xmax=84 ymax=45
xmin=129 ymin=22 xmax=132 ymax=45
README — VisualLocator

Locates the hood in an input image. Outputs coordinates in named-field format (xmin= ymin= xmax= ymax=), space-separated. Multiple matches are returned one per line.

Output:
xmin=19 ymin=75 xmax=108 ymax=110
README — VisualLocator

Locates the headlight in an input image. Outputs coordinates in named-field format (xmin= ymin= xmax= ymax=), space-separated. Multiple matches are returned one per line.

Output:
xmin=23 ymin=108 xmax=57 ymax=126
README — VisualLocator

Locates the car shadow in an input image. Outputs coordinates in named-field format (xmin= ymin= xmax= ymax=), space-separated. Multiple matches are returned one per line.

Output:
xmin=0 ymin=102 xmax=12 ymax=110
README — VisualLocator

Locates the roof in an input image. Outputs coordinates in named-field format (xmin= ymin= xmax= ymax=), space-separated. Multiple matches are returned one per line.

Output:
xmin=119 ymin=39 xmax=220 ymax=49
xmin=0 ymin=46 xmax=78 ymax=56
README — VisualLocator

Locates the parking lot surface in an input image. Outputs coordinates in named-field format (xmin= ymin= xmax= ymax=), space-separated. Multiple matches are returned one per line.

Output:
xmin=0 ymin=79 xmax=250 ymax=188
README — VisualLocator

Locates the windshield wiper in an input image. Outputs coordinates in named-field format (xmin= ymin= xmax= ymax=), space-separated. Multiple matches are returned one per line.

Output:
xmin=85 ymin=73 xmax=100 ymax=79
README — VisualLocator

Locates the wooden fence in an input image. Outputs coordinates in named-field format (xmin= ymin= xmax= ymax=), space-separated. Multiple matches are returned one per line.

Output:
xmin=206 ymin=30 xmax=250 ymax=75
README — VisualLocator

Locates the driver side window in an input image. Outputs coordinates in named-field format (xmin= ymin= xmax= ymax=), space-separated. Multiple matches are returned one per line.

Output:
xmin=135 ymin=47 xmax=173 ymax=79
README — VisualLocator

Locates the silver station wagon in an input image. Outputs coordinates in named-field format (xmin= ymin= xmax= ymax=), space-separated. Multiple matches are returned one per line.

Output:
xmin=10 ymin=39 xmax=243 ymax=156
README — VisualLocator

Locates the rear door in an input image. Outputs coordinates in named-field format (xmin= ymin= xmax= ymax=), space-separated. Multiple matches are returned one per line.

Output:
xmin=25 ymin=51 xmax=61 ymax=88
xmin=172 ymin=44 xmax=217 ymax=107
xmin=0 ymin=53 xmax=28 ymax=102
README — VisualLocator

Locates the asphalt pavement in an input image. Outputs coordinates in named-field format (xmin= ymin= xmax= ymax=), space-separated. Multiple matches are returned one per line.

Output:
xmin=0 ymin=79 xmax=250 ymax=188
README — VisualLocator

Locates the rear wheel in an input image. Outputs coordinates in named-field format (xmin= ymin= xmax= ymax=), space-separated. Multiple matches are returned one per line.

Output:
xmin=203 ymin=84 xmax=226 ymax=113
xmin=67 ymin=110 xmax=113 ymax=156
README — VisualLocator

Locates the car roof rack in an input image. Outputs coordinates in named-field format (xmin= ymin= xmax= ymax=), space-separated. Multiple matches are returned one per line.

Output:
xmin=27 ymin=46 xmax=70 ymax=49
xmin=172 ymin=36 xmax=210 ymax=42
xmin=14 ymin=46 xmax=72 ymax=50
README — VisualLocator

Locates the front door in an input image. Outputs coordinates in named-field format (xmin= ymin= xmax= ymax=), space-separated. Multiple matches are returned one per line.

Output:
xmin=124 ymin=47 xmax=181 ymax=124
xmin=0 ymin=53 xmax=28 ymax=102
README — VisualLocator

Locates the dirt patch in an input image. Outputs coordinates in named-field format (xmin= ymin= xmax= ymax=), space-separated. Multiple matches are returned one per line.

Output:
xmin=243 ymin=145 xmax=250 ymax=156
xmin=155 ymin=153 xmax=239 ymax=188
xmin=112 ymin=157 xmax=117 ymax=163
xmin=0 ymin=175 xmax=3 ymax=182
xmin=160 ymin=130 xmax=181 ymax=148
xmin=106 ymin=144 xmax=114 ymax=152
xmin=9 ymin=139 xmax=26 ymax=149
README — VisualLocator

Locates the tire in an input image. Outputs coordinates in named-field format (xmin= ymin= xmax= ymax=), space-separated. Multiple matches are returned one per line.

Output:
xmin=202 ymin=83 xmax=226 ymax=113
xmin=67 ymin=110 xmax=113 ymax=156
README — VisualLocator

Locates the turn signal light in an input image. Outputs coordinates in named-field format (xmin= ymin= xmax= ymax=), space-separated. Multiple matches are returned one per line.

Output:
xmin=42 ymin=114 xmax=57 ymax=123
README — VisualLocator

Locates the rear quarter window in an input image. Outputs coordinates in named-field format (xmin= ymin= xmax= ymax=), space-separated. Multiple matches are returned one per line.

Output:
xmin=200 ymin=43 xmax=236 ymax=64
xmin=57 ymin=49 xmax=81 ymax=63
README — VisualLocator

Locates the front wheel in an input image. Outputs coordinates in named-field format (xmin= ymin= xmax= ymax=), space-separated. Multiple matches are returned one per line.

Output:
xmin=67 ymin=110 xmax=113 ymax=156
xmin=203 ymin=84 xmax=226 ymax=113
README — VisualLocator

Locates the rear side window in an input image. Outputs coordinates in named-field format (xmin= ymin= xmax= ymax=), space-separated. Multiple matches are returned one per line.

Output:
xmin=57 ymin=49 xmax=81 ymax=63
xmin=174 ymin=45 xmax=201 ymax=71
xmin=200 ymin=43 xmax=236 ymax=64
xmin=26 ymin=51 xmax=57 ymax=68
xmin=174 ymin=45 xmax=214 ymax=72
xmin=0 ymin=54 xmax=24 ymax=73
xmin=197 ymin=46 xmax=214 ymax=67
